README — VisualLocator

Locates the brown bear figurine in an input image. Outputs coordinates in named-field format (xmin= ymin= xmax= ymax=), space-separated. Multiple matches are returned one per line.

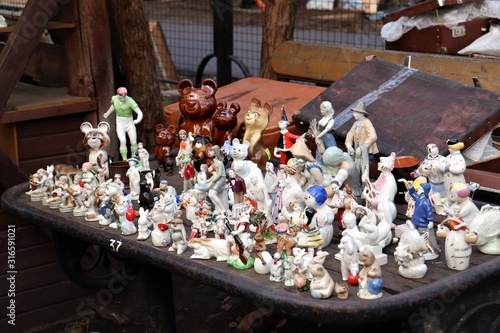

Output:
xmin=154 ymin=124 xmax=177 ymax=172
xmin=242 ymin=97 xmax=273 ymax=171
xmin=177 ymin=78 xmax=218 ymax=137
xmin=212 ymin=101 xmax=241 ymax=148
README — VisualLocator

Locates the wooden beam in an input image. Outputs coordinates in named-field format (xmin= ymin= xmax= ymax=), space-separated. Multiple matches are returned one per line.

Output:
xmin=271 ymin=41 xmax=500 ymax=93
xmin=149 ymin=20 xmax=178 ymax=88
xmin=0 ymin=0 xmax=60 ymax=115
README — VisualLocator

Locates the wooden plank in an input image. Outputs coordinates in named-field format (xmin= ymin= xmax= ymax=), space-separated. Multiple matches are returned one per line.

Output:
xmin=0 ymin=224 xmax=50 ymax=248
xmin=17 ymin=131 xmax=84 ymax=161
xmin=149 ymin=20 xmax=178 ymax=88
xmin=0 ymin=21 xmax=76 ymax=34
xmin=0 ymin=99 xmax=97 ymax=124
xmin=0 ymin=279 xmax=93 ymax=315
xmin=0 ymin=297 xmax=93 ymax=332
xmin=0 ymin=0 xmax=60 ymax=115
xmin=271 ymin=41 xmax=500 ymax=93
xmin=0 ymin=146 xmax=28 ymax=191
xmin=15 ymin=112 xmax=87 ymax=138
xmin=0 ymin=243 xmax=57 ymax=270
xmin=0 ymin=262 xmax=69 ymax=291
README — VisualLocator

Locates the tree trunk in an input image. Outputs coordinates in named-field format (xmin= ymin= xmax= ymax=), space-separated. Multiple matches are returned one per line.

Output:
xmin=107 ymin=0 xmax=163 ymax=154
xmin=259 ymin=0 xmax=297 ymax=79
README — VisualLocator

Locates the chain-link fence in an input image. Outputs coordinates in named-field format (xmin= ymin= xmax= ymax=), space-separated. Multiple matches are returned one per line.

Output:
xmin=143 ymin=0 xmax=410 ymax=84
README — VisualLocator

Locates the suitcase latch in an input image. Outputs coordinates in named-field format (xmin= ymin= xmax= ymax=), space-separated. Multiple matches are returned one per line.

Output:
xmin=452 ymin=26 xmax=466 ymax=38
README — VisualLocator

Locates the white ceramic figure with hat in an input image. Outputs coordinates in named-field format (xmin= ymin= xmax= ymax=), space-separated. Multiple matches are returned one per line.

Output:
xmin=126 ymin=157 xmax=141 ymax=201
xmin=345 ymin=101 xmax=379 ymax=183
xmin=308 ymin=101 xmax=337 ymax=162
xmin=274 ymin=105 xmax=305 ymax=165
xmin=439 ymin=138 xmax=466 ymax=205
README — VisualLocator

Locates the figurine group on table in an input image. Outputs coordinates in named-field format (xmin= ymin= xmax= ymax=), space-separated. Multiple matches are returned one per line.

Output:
xmin=25 ymin=80 xmax=499 ymax=302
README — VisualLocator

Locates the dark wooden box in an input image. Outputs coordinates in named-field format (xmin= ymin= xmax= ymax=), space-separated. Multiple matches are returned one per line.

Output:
xmin=385 ymin=18 xmax=490 ymax=55
xmin=383 ymin=0 xmax=490 ymax=55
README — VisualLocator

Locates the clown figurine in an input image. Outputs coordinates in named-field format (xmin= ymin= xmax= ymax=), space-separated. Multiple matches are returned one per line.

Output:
xmin=103 ymin=87 xmax=143 ymax=161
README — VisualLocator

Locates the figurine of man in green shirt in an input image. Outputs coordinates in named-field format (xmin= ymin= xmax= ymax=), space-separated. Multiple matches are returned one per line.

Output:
xmin=104 ymin=87 xmax=143 ymax=160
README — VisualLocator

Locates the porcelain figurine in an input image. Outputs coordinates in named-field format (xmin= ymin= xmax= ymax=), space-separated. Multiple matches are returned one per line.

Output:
xmin=293 ymin=248 xmax=312 ymax=291
xmin=400 ymin=164 xmax=429 ymax=218
xmin=136 ymin=142 xmax=149 ymax=171
xmin=248 ymin=173 xmax=272 ymax=221
xmin=274 ymin=107 xmax=305 ymax=165
xmin=294 ymin=198 xmax=324 ymax=257
xmin=227 ymin=168 xmax=246 ymax=206
xmin=206 ymin=145 xmax=230 ymax=215
xmin=177 ymin=78 xmax=218 ymax=137
xmin=275 ymin=214 xmax=297 ymax=258
xmin=436 ymin=182 xmax=480 ymax=225
xmin=188 ymin=237 xmax=232 ymax=261
xmin=126 ymin=157 xmax=141 ymax=201
xmin=439 ymin=139 xmax=467 ymax=206
xmin=437 ymin=206 xmax=472 ymax=271
xmin=81 ymin=162 xmax=99 ymax=188
xmin=394 ymin=221 xmax=428 ymax=279
xmin=154 ymin=179 xmax=177 ymax=199
xmin=335 ymin=281 xmax=350 ymax=300
xmin=357 ymin=249 xmax=383 ymax=299
xmin=356 ymin=204 xmax=394 ymax=249
xmin=279 ymin=171 xmax=305 ymax=220
xmin=421 ymin=143 xmax=447 ymax=200
xmin=289 ymin=157 xmax=324 ymax=190
xmin=80 ymin=121 xmax=110 ymax=180
xmin=337 ymin=212 xmax=368 ymax=259
xmin=97 ymin=181 xmax=122 ymax=225
xmin=284 ymin=256 xmax=295 ymax=286
xmin=26 ymin=167 xmax=51 ymax=201
xmin=309 ymin=251 xmax=335 ymax=299
xmin=103 ymin=87 xmax=143 ymax=160
xmin=175 ymin=129 xmax=194 ymax=175
xmin=362 ymin=153 xmax=398 ymax=231
xmin=109 ymin=194 xmax=137 ymax=236
xmin=308 ymin=101 xmax=337 ymax=161
xmin=408 ymin=183 xmax=440 ymax=259
xmin=264 ymin=161 xmax=279 ymax=202
xmin=154 ymin=124 xmax=180 ymax=171
xmin=181 ymin=192 xmax=201 ymax=224
xmin=192 ymin=134 xmax=211 ymax=171
xmin=345 ymin=101 xmax=378 ymax=182
xmin=150 ymin=198 xmax=172 ymax=247
xmin=212 ymin=101 xmax=241 ymax=147
xmin=69 ymin=173 xmax=86 ymax=216
xmin=253 ymin=223 xmax=273 ymax=274
xmin=305 ymin=185 xmax=334 ymax=250
xmin=242 ymin=97 xmax=273 ymax=171
xmin=327 ymin=181 xmax=357 ymax=232
xmin=168 ymin=210 xmax=188 ymax=254
xmin=269 ymin=252 xmax=285 ymax=282
xmin=45 ymin=175 xmax=70 ymax=209
xmin=193 ymin=163 xmax=209 ymax=201
xmin=83 ymin=183 xmax=99 ymax=222
xmin=230 ymin=138 xmax=264 ymax=189
xmin=464 ymin=205 xmax=500 ymax=255
xmin=215 ymin=212 xmax=229 ymax=239
xmin=138 ymin=179 xmax=155 ymax=211
xmin=322 ymin=147 xmax=361 ymax=198
xmin=338 ymin=235 xmax=359 ymax=285
xmin=137 ymin=207 xmax=151 ymax=241
xmin=189 ymin=216 xmax=209 ymax=240
xmin=179 ymin=154 xmax=196 ymax=193
xmin=226 ymin=213 xmax=255 ymax=269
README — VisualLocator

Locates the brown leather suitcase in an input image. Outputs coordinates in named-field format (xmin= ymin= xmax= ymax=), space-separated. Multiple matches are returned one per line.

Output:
xmin=292 ymin=56 xmax=500 ymax=164
xmin=384 ymin=0 xmax=490 ymax=55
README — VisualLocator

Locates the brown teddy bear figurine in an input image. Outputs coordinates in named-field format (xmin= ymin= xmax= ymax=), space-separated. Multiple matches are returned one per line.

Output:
xmin=242 ymin=97 xmax=273 ymax=171
xmin=212 ymin=101 xmax=241 ymax=148
xmin=177 ymin=78 xmax=218 ymax=137
xmin=154 ymin=124 xmax=177 ymax=172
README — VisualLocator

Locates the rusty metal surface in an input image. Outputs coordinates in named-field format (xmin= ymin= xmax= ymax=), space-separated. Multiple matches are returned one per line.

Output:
xmin=2 ymin=182 xmax=500 ymax=330
xmin=293 ymin=57 xmax=500 ymax=160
